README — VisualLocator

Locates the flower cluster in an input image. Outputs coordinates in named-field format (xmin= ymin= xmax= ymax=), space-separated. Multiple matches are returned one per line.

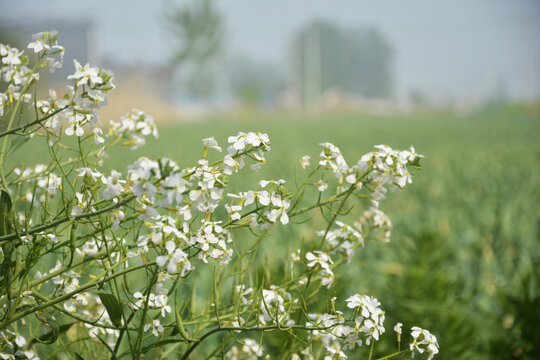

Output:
xmin=344 ymin=295 xmax=386 ymax=346
xmin=360 ymin=144 xmax=423 ymax=205
xmin=306 ymin=251 xmax=335 ymax=288
xmin=1 ymin=31 xmax=64 ymax=118
xmin=12 ymin=165 xmax=61 ymax=205
xmin=109 ymin=109 xmax=158 ymax=149
xmin=355 ymin=206 xmax=393 ymax=243
xmin=300 ymin=295 xmax=440 ymax=360
xmin=20 ymin=36 xmax=114 ymax=139
xmin=410 ymin=327 xmax=440 ymax=360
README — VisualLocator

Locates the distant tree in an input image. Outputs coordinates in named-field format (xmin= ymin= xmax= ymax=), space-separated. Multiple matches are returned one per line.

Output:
xmin=290 ymin=20 xmax=394 ymax=104
xmin=164 ymin=0 xmax=225 ymax=97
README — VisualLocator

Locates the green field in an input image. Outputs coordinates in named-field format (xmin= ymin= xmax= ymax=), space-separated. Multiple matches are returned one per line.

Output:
xmin=8 ymin=104 xmax=540 ymax=359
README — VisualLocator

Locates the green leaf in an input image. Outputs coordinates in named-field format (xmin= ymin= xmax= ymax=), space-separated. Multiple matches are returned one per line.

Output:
xmin=0 ymin=190 xmax=13 ymax=236
xmin=97 ymin=292 xmax=123 ymax=327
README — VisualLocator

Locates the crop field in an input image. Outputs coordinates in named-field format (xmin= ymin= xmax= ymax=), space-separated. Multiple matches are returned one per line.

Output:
xmin=8 ymin=104 xmax=539 ymax=359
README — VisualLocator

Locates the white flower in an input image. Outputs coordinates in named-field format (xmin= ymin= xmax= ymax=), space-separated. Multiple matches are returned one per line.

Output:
xmin=93 ymin=127 xmax=105 ymax=144
xmin=246 ymin=132 xmax=270 ymax=148
xmin=111 ymin=210 xmax=124 ymax=230
xmin=76 ymin=167 xmax=102 ymax=182
xmin=156 ymin=241 xmax=189 ymax=273
xmin=0 ymin=93 xmax=8 ymax=117
xmin=259 ymin=287 xmax=292 ymax=325
xmin=314 ymin=179 xmax=328 ymax=192
xmin=259 ymin=179 xmax=285 ymax=188
xmin=324 ymin=342 xmax=347 ymax=360
xmin=110 ymin=109 xmax=158 ymax=149
xmin=1 ymin=46 xmax=22 ymax=66
xmin=137 ymin=202 xmax=159 ymax=221
xmin=319 ymin=142 xmax=348 ymax=178
xmin=14 ymin=335 xmax=26 ymax=347
xmin=65 ymin=113 xmax=86 ymax=137
xmin=244 ymin=190 xmax=270 ymax=206
xmin=361 ymin=317 xmax=385 ymax=342
xmin=144 ymin=318 xmax=164 ymax=337
xmin=101 ymin=170 xmax=125 ymax=200
xmin=265 ymin=194 xmax=290 ymax=224
xmin=410 ymin=327 xmax=439 ymax=360
xmin=343 ymin=294 xmax=386 ymax=345
xmin=178 ymin=204 xmax=192 ymax=221
xmin=68 ymin=60 xmax=103 ymax=87
xmin=300 ymin=155 xmax=311 ymax=169
xmin=154 ymin=294 xmax=172 ymax=317
xmin=320 ymin=269 xmax=335 ymax=288
xmin=133 ymin=292 xmax=155 ymax=309
xmin=28 ymin=37 xmax=48 ymax=53
xmin=228 ymin=132 xmax=248 ymax=151
xmin=223 ymin=154 xmax=244 ymax=175
xmin=71 ymin=192 xmax=92 ymax=216
xmin=394 ymin=322 xmax=403 ymax=335
xmin=250 ymin=151 xmax=267 ymax=171
xmin=159 ymin=172 xmax=189 ymax=207
xmin=45 ymin=233 xmax=59 ymax=244
xmin=28 ymin=31 xmax=63 ymax=59
xmin=306 ymin=251 xmax=333 ymax=271
xmin=225 ymin=204 xmax=242 ymax=220
xmin=290 ymin=249 xmax=301 ymax=263
xmin=202 ymin=136 xmax=222 ymax=152
xmin=43 ymin=57 xmax=62 ymax=73
xmin=0 ymin=329 xmax=15 ymax=348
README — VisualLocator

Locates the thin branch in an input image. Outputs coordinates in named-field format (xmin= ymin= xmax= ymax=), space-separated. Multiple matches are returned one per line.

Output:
xmin=0 ymin=106 xmax=68 ymax=139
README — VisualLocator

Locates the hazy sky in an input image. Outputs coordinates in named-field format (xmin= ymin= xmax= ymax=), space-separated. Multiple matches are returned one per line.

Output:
xmin=1 ymin=0 xmax=539 ymax=101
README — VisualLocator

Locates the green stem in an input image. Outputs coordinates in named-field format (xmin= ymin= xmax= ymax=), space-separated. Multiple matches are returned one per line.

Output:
xmin=0 ymin=57 xmax=42 ymax=189
xmin=368 ymin=341 xmax=375 ymax=360
xmin=0 ymin=105 xmax=68 ymax=139
xmin=375 ymin=349 xmax=410 ymax=360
